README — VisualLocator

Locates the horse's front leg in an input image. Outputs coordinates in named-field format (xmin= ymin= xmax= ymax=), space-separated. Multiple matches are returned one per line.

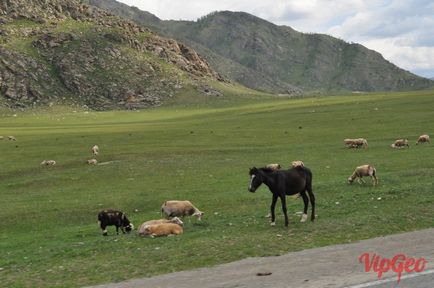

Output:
xmin=279 ymin=195 xmax=289 ymax=227
xmin=270 ymin=194 xmax=278 ymax=226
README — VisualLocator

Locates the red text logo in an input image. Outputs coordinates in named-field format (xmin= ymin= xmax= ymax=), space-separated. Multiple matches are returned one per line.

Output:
xmin=358 ymin=252 xmax=428 ymax=283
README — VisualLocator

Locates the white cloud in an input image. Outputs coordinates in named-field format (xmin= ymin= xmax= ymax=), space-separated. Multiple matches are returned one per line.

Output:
xmin=363 ymin=38 xmax=434 ymax=72
xmin=117 ymin=0 xmax=434 ymax=78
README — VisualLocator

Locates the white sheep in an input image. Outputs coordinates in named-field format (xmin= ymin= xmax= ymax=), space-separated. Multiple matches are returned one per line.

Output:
xmin=138 ymin=217 xmax=183 ymax=236
xmin=161 ymin=200 xmax=204 ymax=221
xmin=86 ymin=159 xmax=98 ymax=165
xmin=393 ymin=138 xmax=409 ymax=148
xmin=266 ymin=163 xmax=281 ymax=171
xmin=40 ymin=160 xmax=56 ymax=166
xmin=139 ymin=223 xmax=183 ymax=238
xmin=8 ymin=136 xmax=17 ymax=141
xmin=291 ymin=160 xmax=304 ymax=168
xmin=416 ymin=134 xmax=430 ymax=145
xmin=91 ymin=145 xmax=99 ymax=156
xmin=344 ymin=138 xmax=368 ymax=148
xmin=348 ymin=164 xmax=378 ymax=186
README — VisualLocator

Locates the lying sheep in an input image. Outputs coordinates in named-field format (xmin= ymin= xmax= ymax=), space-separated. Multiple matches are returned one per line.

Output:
xmin=344 ymin=138 xmax=368 ymax=148
xmin=291 ymin=160 xmax=304 ymax=168
xmin=393 ymin=138 xmax=409 ymax=148
xmin=140 ymin=217 xmax=184 ymax=227
xmin=266 ymin=163 xmax=281 ymax=171
xmin=140 ymin=223 xmax=183 ymax=238
xmin=97 ymin=209 xmax=134 ymax=236
xmin=138 ymin=217 xmax=183 ymax=236
xmin=416 ymin=134 xmax=430 ymax=145
xmin=91 ymin=145 xmax=99 ymax=156
xmin=8 ymin=136 xmax=16 ymax=141
xmin=348 ymin=164 xmax=378 ymax=186
xmin=86 ymin=159 xmax=98 ymax=165
xmin=162 ymin=200 xmax=204 ymax=221
xmin=40 ymin=160 xmax=56 ymax=166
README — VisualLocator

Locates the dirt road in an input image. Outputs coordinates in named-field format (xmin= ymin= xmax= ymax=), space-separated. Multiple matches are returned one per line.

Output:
xmin=90 ymin=228 xmax=434 ymax=288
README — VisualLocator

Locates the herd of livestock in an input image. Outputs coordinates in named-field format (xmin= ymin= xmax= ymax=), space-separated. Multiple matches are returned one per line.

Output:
xmin=97 ymin=200 xmax=204 ymax=238
xmin=96 ymin=133 xmax=429 ymax=235
xmin=342 ymin=134 xmax=429 ymax=185
xmin=1 ymin=133 xmax=430 ymax=237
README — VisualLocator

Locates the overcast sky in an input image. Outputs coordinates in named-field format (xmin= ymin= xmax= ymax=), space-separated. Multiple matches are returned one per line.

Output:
xmin=117 ymin=0 xmax=434 ymax=78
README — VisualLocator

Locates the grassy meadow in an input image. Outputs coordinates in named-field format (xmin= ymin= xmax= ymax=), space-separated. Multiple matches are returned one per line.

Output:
xmin=1 ymin=89 xmax=434 ymax=287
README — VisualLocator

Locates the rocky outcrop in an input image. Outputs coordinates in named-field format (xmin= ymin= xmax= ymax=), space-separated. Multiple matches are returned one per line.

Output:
xmin=0 ymin=0 xmax=223 ymax=109
xmin=0 ymin=47 xmax=67 ymax=107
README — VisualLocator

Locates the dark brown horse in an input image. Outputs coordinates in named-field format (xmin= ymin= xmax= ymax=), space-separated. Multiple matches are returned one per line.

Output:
xmin=248 ymin=166 xmax=315 ymax=227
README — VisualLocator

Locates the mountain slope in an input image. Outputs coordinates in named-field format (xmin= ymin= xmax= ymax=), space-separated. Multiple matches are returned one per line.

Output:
xmin=0 ymin=0 xmax=222 ymax=109
xmin=88 ymin=0 xmax=433 ymax=93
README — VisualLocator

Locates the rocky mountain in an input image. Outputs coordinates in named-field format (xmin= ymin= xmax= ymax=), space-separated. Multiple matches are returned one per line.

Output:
xmin=0 ymin=0 xmax=222 ymax=109
xmin=88 ymin=0 xmax=433 ymax=94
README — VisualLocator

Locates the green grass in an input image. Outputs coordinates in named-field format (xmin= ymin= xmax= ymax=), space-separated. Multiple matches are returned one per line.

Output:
xmin=1 ymin=90 xmax=434 ymax=287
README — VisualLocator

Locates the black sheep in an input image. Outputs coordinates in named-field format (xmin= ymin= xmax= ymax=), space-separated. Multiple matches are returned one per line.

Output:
xmin=97 ymin=209 xmax=134 ymax=236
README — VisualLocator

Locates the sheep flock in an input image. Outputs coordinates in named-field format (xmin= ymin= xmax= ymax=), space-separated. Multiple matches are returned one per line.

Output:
xmin=2 ymin=133 xmax=430 ymax=238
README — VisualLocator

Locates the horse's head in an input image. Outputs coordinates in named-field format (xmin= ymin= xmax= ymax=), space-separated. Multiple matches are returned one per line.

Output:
xmin=248 ymin=167 xmax=264 ymax=192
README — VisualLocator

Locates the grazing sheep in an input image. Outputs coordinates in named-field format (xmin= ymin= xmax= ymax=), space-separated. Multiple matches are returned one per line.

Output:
xmin=97 ymin=209 xmax=134 ymax=236
xmin=40 ymin=160 xmax=56 ymax=166
xmin=8 ymin=136 xmax=16 ymax=141
xmin=291 ymin=160 xmax=304 ymax=168
xmin=162 ymin=200 xmax=204 ymax=221
xmin=393 ymin=138 xmax=409 ymax=148
xmin=343 ymin=138 xmax=354 ymax=147
xmin=266 ymin=163 xmax=281 ymax=171
xmin=390 ymin=143 xmax=398 ymax=149
xmin=91 ymin=145 xmax=99 ymax=156
xmin=138 ymin=217 xmax=183 ymax=236
xmin=416 ymin=134 xmax=430 ymax=145
xmin=348 ymin=164 xmax=378 ymax=186
xmin=139 ymin=223 xmax=183 ymax=238
xmin=0 ymin=136 xmax=4 ymax=140
xmin=344 ymin=138 xmax=368 ymax=148
xmin=86 ymin=159 xmax=98 ymax=165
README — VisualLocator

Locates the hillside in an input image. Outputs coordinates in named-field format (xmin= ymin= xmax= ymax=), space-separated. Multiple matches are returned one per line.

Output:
xmin=88 ymin=0 xmax=434 ymax=94
xmin=0 ymin=0 xmax=223 ymax=110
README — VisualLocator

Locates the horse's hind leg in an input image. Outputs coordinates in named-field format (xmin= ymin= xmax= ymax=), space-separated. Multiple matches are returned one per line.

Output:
xmin=306 ymin=186 xmax=316 ymax=222
xmin=371 ymin=175 xmax=378 ymax=186
xmin=279 ymin=195 xmax=289 ymax=227
xmin=300 ymin=191 xmax=309 ymax=222
xmin=270 ymin=194 xmax=278 ymax=226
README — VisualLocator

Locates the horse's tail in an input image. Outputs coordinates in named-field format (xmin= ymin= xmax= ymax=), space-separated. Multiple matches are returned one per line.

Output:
xmin=161 ymin=201 xmax=167 ymax=218
xmin=303 ymin=167 xmax=315 ymax=222
xmin=298 ymin=166 xmax=312 ymax=182
xmin=304 ymin=167 xmax=313 ymax=191
xmin=371 ymin=166 xmax=378 ymax=185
